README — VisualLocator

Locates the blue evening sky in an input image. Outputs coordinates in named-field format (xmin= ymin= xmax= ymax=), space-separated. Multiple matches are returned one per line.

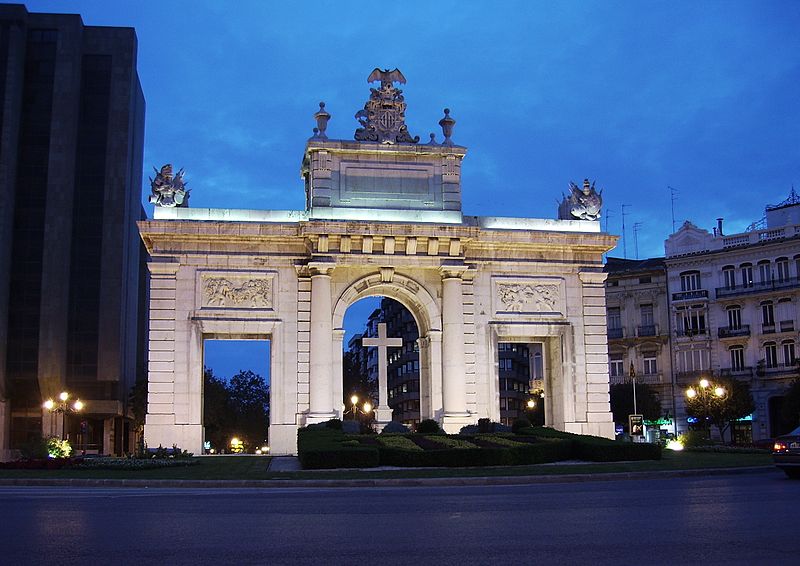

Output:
xmin=20 ymin=0 xmax=800 ymax=380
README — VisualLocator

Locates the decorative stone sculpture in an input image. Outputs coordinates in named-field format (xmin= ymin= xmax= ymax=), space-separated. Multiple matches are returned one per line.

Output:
xmin=438 ymin=108 xmax=456 ymax=146
xmin=313 ymin=102 xmax=330 ymax=140
xmin=148 ymin=164 xmax=189 ymax=208
xmin=558 ymin=179 xmax=603 ymax=221
xmin=354 ymin=68 xmax=419 ymax=144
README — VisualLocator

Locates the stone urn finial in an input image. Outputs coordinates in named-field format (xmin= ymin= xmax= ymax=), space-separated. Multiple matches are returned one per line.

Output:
xmin=314 ymin=101 xmax=330 ymax=140
xmin=439 ymin=108 xmax=455 ymax=146
xmin=428 ymin=133 xmax=437 ymax=145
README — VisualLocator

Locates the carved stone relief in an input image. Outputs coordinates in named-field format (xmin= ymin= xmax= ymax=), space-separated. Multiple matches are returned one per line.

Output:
xmin=200 ymin=274 xmax=274 ymax=309
xmin=492 ymin=277 xmax=565 ymax=317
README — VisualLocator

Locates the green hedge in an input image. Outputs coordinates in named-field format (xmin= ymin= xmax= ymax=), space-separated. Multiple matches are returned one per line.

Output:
xmin=518 ymin=427 xmax=662 ymax=461
xmin=297 ymin=427 xmax=379 ymax=469
xmin=297 ymin=425 xmax=660 ymax=470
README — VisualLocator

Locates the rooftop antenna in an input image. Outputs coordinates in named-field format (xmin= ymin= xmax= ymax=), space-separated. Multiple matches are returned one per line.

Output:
xmin=633 ymin=222 xmax=643 ymax=259
xmin=621 ymin=204 xmax=630 ymax=259
xmin=669 ymin=186 xmax=678 ymax=233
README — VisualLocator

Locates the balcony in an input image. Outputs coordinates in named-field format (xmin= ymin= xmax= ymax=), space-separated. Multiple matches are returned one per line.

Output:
xmin=637 ymin=325 xmax=657 ymax=337
xmin=676 ymin=328 xmax=708 ymax=338
xmin=718 ymin=325 xmax=751 ymax=338
xmin=780 ymin=320 xmax=795 ymax=333
xmin=719 ymin=367 xmax=754 ymax=378
xmin=609 ymin=373 xmax=662 ymax=385
xmin=607 ymin=327 xmax=623 ymax=339
xmin=715 ymin=276 xmax=800 ymax=299
xmin=672 ymin=289 xmax=709 ymax=301
xmin=759 ymin=363 xmax=799 ymax=378
xmin=762 ymin=323 xmax=776 ymax=334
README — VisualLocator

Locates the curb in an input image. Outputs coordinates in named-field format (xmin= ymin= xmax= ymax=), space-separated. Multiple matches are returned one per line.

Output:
xmin=0 ymin=466 xmax=777 ymax=489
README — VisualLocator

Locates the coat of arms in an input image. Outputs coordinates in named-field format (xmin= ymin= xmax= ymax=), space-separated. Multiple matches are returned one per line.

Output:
xmin=354 ymin=68 xmax=420 ymax=145
xmin=148 ymin=164 xmax=189 ymax=208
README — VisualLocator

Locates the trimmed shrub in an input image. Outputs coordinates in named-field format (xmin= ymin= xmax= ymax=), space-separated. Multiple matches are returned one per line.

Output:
xmin=512 ymin=419 xmax=533 ymax=434
xmin=377 ymin=435 xmax=423 ymax=451
xmin=297 ymin=427 xmax=379 ymax=469
xmin=380 ymin=421 xmax=410 ymax=434
xmin=341 ymin=420 xmax=360 ymax=434
xmin=459 ymin=424 xmax=480 ymax=435
xmin=416 ymin=419 xmax=442 ymax=434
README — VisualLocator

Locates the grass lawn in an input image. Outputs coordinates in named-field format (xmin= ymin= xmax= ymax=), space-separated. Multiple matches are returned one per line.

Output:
xmin=0 ymin=451 xmax=773 ymax=481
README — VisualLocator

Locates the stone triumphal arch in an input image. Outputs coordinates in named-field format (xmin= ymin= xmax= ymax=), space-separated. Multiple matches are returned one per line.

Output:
xmin=140 ymin=69 xmax=618 ymax=455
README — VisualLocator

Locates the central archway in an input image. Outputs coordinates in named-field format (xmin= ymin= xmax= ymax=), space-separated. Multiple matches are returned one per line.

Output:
xmin=332 ymin=272 xmax=443 ymax=423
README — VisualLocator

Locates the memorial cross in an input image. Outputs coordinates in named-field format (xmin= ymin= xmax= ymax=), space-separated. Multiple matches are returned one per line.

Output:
xmin=361 ymin=323 xmax=402 ymax=420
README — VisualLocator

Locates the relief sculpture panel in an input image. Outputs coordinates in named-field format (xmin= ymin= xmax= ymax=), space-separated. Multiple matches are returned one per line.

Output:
xmin=492 ymin=276 xmax=565 ymax=318
xmin=199 ymin=272 xmax=275 ymax=310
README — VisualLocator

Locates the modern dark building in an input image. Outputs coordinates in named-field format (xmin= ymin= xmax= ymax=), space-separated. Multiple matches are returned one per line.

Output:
xmin=0 ymin=5 xmax=145 ymax=459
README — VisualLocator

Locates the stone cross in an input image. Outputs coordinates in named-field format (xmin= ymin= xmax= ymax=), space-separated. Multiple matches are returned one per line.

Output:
xmin=361 ymin=323 xmax=402 ymax=423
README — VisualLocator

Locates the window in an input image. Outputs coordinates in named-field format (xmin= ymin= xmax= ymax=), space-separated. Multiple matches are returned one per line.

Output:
xmin=607 ymin=307 xmax=621 ymax=329
xmin=609 ymin=353 xmax=624 ymax=377
xmin=729 ymin=345 xmax=745 ymax=371
xmin=741 ymin=263 xmax=754 ymax=288
xmin=680 ymin=271 xmax=700 ymax=291
xmin=777 ymin=298 xmax=794 ymax=330
xmin=764 ymin=342 xmax=778 ymax=368
xmin=640 ymin=303 xmax=654 ymax=326
xmin=782 ymin=341 xmax=796 ymax=366
xmin=727 ymin=305 xmax=742 ymax=330
xmin=639 ymin=276 xmax=652 ymax=284
xmin=678 ymin=348 xmax=709 ymax=372
xmin=761 ymin=301 xmax=775 ymax=329
xmin=643 ymin=352 xmax=658 ymax=375
xmin=677 ymin=305 xmax=706 ymax=335
xmin=722 ymin=266 xmax=736 ymax=290
xmin=607 ymin=280 xmax=619 ymax=287
xmin=758 ymin=260 xmax=772 ymax=284
xmin=776 ymin=258 xmax=790 ymax=282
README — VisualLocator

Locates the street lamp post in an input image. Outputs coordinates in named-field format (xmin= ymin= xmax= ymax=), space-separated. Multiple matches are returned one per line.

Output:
xmin=42 ymin=391 xmax=84 ymax=442
xmin=685 ymin=378 xmax=725 ymax=439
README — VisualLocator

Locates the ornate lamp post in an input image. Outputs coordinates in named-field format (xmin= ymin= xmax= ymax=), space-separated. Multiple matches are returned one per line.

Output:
xmin=42 ymin=391 xmax=84 ymax=441
xmin=685 ymin=378 xmax=725 ymax=438
xmin=345 ymin=394 xmax=373 ymax=421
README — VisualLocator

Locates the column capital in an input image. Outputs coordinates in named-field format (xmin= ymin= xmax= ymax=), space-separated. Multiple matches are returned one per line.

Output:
xmin=308 ymin=259 xmax=336 ymax=277
xmin=147 ymin=260 xmax=180 ymax=276
xmin=439 ymin=261 xmax=468 ymax=280
xmin=579 ymin=270 xmax=608 ymax=285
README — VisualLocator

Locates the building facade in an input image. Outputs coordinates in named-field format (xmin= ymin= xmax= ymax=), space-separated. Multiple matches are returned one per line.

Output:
xmin=0 ymin=5 xmax=146 ymax=460
xmin=140 ymin=69 xmax=618 ymax=455
xmin=604 ymin=257 xmax=675 ymax=433
xmin=665 ymin=193 xmax=800 ymax=441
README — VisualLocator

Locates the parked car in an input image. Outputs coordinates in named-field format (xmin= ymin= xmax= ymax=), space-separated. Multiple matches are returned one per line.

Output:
xmin=773 ymin=425 xmax=800 ymax=479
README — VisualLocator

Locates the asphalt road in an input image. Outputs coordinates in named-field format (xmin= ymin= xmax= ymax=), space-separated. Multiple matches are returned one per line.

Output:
xmin=0 ymin=471 xmax=797 ymax=566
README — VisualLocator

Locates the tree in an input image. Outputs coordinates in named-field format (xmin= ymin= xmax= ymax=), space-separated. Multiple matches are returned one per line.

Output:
xmin=684 ymin=377 xmax=755 ymax=444
xmin=610 ymin=382 xmax=662 ymax=431
xmin=203 ymin=367 xmax=233 ymax=451
xmin=342 ymin=350 xmax=376 ymax=407
xmin=780 ymin=379 xmax=800 ymax=431
xmin=228 ymin=369 xmax=270 ymax=451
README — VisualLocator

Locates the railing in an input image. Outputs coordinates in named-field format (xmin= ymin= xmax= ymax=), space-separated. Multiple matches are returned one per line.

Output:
xmin=675 ymin=370 xmax=708 ymax=383
xmin=672 ymin=289 xmax=709 ymax=301
xmin=718 ymin=325 xmax=750 ymax=338
xmin=762 ymin=323 xmax=776 ymax=334
xmin=609 ymin=373 xmax=662 ymax=385
xmin=719 ymin=367 xmax=754 ymax=377
xmin=676 ymin=328 xmax=707 ymax=337
xmin=607 ymin=327 xmax=623 ymax=339
xmin=715 ymin=277 xmax=800 ymax=299
xmin=637 ymin=325 xmax=657 ymax=337
xmin=780 ymin=320 xmax=795 ymax=332
xmin=761 ymin=363 xmax=799 ymax=376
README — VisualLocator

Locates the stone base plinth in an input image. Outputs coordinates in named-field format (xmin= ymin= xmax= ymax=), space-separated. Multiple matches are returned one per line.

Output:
xmin=268 ymin=424 xmax=298 ymax=455
xmin=305 ymin=413 xmax=338 ymax=426
xmin=564 ymin=421 xmax=615 ymax=439
xmin=144 ymin=423 xmax=203 ymax=455
xmin=441 ymin=413 xmax=475 ymax=434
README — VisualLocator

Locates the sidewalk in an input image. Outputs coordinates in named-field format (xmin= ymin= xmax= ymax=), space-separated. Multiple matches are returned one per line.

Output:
xmin=0 ymin=465 xmax=776 ymax=489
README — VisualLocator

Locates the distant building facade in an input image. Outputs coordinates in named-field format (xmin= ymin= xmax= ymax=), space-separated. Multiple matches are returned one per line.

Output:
xmin=664 ymin=192 xmax=800 ymax=441
xmin=604 ymin=257 xmax=675 ymax=433
xmin=0 ymin=5 xmax=146 ymax=460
